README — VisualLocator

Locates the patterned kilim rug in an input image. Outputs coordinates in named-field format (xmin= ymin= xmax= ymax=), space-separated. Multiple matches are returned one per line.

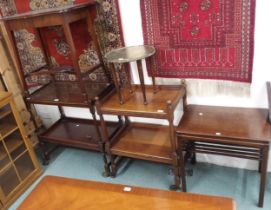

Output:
xmin=141 ymin=0 xmax=255 ymax=83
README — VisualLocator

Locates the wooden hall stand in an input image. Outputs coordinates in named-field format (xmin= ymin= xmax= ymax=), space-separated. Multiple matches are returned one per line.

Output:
xmin=176 ymin=82 xmax=271 ymax=208
xmin=0 ymin=2 xmax=122 ymax=164
xmin=18 ymin=175 xmax=236 ymax=210
xmin=96 ymin=45 xmax=187 ymax=189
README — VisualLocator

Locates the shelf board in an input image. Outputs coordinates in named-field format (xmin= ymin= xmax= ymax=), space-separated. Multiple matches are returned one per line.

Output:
xmin=26 ymin=81 xmax=113 ymax=107
xmin=100 ymin=85 xmax=185 ymax=118
xmin=0 ymin=92 xmax=11 ymax=103
xmin=0 ymin=124 xmax=18 ymax=139
xmin=5 ymin=133 xmax=24 ymax=155
xmin=111 ymin=123 xmax=172 ymax=164
xmin=39 ymin=117 xmax=120 ymax=151
xmin=0 ymin=106 xmax=11 ymax=119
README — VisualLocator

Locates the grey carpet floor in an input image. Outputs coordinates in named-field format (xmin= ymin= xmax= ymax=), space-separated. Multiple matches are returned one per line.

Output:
xmin=9 ymin=148 xmax=271 ymax=210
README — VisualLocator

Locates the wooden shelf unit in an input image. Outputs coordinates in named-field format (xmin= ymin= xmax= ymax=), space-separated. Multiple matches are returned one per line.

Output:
xmin=0 ymin=91 xmax=41 ymax=209
xmin=96 ymin=83 xmax=187 ymax=189
xmin=0 ymin=1 xmax=120 ymax=165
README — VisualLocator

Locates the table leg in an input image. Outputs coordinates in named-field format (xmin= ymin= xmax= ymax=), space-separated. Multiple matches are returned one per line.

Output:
xmin=148 ymin=57 xmax=157 ymax=94
xmin=136 ymin=60 xmax=147 ymax=105
xmin=179 ymin=139 xmax=187 ymax=192
xmin=110 ymin=63 xmax=124 ymax=104
xmin=124 ymin=63 xmax=133 ymax=93
xmin=258 ymin=144 xmax=269 ymax=207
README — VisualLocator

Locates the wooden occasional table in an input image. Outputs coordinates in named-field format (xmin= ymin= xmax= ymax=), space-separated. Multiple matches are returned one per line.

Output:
xmin=18 ymin=176 xmax=236 ymax=210
xmin=176 ymin=104 xmax=271 ymax=208
xmin=104 ymin=45 xmax=156 ymax=105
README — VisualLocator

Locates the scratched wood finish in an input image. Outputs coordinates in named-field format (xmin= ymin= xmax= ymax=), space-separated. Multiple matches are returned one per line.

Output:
xmin=18 ymin=176 xmax=236 ymax=210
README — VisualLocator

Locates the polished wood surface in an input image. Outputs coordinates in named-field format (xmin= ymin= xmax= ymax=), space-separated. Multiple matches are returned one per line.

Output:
xmin=96 ymin=83 xmax=187 ymax=189
xmin=18 ymin=176 xmax=236 ymax=210
xmin=27 ymin=82 xmax=113 ymax=107
xmin=176 ymin=104 xmax=271 ymax=207
xmin=39 ymin=117 xmax=119 ymax=151
xmin=111 ymin=123 xmax=172 ymax=164
xmin=177 ymin=105 xmax=271 ymax=142
xmin=101 ymin=85 xmax=185 ymax=118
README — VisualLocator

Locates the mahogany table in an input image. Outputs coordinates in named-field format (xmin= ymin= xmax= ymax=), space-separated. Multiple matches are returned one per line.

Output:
xmin=18 ymin=176 xmax=236 ymax=210
xmin=176 ymin=105 xmax=271 ymax=208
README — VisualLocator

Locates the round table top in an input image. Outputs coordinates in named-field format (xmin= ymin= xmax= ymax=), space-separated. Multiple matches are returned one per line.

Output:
xmin=104 ymin=45 xmax=156 ymax=63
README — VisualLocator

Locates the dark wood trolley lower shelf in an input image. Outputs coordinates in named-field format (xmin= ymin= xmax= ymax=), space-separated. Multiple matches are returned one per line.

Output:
xmin=110 ymin=123 xmax=172 ymax=164
xmin=39 ymin=117 xmax=121 ymax=151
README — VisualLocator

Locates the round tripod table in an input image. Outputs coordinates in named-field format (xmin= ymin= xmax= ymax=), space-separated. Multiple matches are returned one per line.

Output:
xmin=105 ymin=45 xmax=156 ymax=105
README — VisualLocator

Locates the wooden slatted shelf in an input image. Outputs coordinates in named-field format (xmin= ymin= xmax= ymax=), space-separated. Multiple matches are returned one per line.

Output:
xmin=111 ymin=123 xmax=172 ymax=164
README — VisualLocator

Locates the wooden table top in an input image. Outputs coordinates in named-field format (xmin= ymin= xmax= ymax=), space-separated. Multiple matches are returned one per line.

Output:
xmin=104 ymin=45 xmax=156 ymax=63
xmin=176 ymin=105 xmax=271 ymax=143
xmin=100 ymin=85 xmax=185 ymax=118
xmin=18 ymin=176 xmax=235 ymax=210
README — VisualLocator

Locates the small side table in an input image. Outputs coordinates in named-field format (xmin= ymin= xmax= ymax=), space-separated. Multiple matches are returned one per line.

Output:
xmin=105 ymin=45 xmax=156 ymax=105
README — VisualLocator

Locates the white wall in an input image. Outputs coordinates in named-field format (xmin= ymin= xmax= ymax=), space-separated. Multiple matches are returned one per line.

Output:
xmin=36 ymin=0 xmax=271 ymax=171
xmin=116 ymin=0 xmax=271 ymax=171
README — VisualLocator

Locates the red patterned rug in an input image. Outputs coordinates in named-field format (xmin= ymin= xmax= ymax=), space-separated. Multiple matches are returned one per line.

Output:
xmin=141 ymin=0 xmax=255 ymax=82
xmin=0 ymin=0 xmax=123 ymax=89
